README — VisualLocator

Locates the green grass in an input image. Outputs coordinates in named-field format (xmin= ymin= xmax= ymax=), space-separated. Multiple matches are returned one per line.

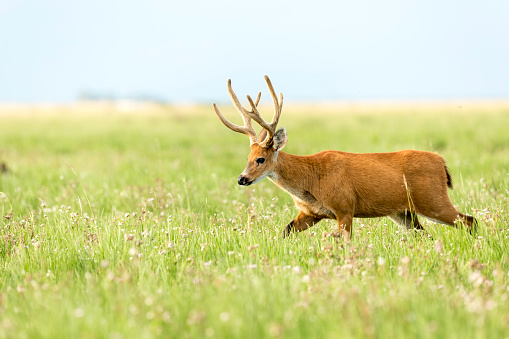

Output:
xmin=1 ymin=103 xmax=509 ymax=338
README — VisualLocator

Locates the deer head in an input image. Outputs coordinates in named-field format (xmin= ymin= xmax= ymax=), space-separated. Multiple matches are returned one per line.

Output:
xmin=213 ymin=75 xmax=287 ymax=186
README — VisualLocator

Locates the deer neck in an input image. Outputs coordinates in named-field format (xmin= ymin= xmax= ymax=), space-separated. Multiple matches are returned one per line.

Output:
xmin=268 ymin=151 xmax=312 ymax=194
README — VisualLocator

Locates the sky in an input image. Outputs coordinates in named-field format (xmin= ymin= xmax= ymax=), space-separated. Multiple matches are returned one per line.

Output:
xmin=0 ymin=0 xmax=508 ymax=103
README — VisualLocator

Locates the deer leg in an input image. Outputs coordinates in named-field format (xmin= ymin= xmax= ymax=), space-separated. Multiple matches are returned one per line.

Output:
xmin=336 ymin=214 xmax=353 ymax=240
xmin=459 ymin=213 xmax=478 ymax=234
xmin=419 ymin=205 xmax=478 ymax=234
xmin=389 ymin=211 xmax=425 ymax=231
xmin=282 ymin=211 xmax=322 ymax=238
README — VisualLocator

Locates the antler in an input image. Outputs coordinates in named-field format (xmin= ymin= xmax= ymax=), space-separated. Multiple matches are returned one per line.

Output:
xmin=213 ymin=75 xmax=283 ymax=148
xmin=212 ymin=79 xmax=261 ymax=145
xmin=245 ymin=75 xmax=283 ymax=147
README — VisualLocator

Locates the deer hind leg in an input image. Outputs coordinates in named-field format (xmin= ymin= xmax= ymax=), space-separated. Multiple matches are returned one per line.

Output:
xmin=459 ymin=213 xmax=478 ymax=234
xmin=418 ymin=204 xmax=478 ymax=234
xmin=282 ymin=211 xmax=322 ymax=238
xmin=389 ymin=210 xmax=425 ymax=231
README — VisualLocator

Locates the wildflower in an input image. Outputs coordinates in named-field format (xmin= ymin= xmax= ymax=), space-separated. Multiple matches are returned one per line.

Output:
xmin=74 ymin=308 xmax=84 ymax=318
xmin=248 ymin=244 xmax=259 ymax=252
xmin=38 ymin=198 xmax=47 ymax=208
xmin=434 ymin=240 xmax=443 ymax=253
xmin=186 ymin=311 xmax=206 ymax=325
xmin=162 ymin=311 xmax=172 ymax=323
xmin=269 ymin=323 xmax=283 ymax=337
xmin=469 ymin=271 xmax=484 ymax=287
xmin=219 ymin=312 xmax=230 ymax=322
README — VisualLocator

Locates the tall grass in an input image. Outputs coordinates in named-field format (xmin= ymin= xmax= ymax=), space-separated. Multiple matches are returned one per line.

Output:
xmin=0 ymin=103 xmax=508 ymax=338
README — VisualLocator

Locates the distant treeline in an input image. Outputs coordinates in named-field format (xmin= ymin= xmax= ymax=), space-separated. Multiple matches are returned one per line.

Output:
xmin=77 ymin=91 xmax=168 ymax=104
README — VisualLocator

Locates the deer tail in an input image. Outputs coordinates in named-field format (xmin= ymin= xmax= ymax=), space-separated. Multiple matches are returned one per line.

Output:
xmin=445 ymin=166 xmax=453 ymax=189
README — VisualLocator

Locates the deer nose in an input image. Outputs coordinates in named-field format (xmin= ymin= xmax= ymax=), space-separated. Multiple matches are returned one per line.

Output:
xmin=238 ymin=176 xmax=249 ymax=186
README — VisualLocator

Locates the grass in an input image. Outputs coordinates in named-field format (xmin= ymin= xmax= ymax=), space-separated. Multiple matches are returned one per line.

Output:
xmin=0 ymin=102 xmax=509 ymax=338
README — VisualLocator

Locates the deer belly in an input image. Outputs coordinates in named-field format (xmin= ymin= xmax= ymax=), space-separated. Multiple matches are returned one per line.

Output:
xmin=353 ymin=190 xmax=410 ymax=218
xmin=292 ymin=194 xmax=336 ymax=219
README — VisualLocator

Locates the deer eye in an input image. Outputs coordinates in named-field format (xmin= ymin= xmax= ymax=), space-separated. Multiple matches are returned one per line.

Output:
xmin=256 ymin=157 xmax=265 ymax=164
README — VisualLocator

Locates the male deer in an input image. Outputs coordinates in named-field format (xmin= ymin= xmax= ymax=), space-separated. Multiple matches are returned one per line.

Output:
xmin=213 ymin=75 xmax=477 ymax=239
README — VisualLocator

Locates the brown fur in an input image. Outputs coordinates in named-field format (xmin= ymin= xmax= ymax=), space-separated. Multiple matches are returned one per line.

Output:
xmin=242 ymin=145 xmax=477 ymax=239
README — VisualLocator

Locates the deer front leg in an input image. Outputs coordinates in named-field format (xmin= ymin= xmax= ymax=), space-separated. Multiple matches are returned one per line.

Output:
xmin=282 ymin=211 xmax=322 ymax=238
xmin=337 ymin=214 xmax=353 ymax=240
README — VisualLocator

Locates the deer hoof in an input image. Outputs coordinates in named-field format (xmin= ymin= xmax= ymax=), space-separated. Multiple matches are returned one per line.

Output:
xmin=282 ymin=225 xmax=293 ymax=239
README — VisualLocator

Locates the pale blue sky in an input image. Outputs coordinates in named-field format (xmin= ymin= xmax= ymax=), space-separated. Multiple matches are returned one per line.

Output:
xmin=1 ymin=0 xmax=508 ymax=103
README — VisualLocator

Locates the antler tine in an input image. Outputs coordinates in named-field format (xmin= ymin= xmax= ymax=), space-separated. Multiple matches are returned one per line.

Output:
xmin=245 ymin=95 xmax=275 ymax=137
xmin=213 ymin=79 xmax=258 ymax=145
xmin=227 ymin=79 xmax=250 ymax=120
xmin=254 ymin=91 xmax=261 ymax=107
xmin=211 ymin=103 xmax=253 ymax=141
xmin=244 ymin=75 xmax=284 ymax=146
xmin=264 ymin=75 xmax=283 ymax=127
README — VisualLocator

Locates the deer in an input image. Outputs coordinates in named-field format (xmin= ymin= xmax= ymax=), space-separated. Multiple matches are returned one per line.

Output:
xmin=212 ymin=75 xmax=478 ymax=239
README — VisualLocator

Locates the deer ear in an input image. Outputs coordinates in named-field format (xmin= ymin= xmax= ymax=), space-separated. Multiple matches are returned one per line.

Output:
xmin=272 ymin=127 xmax=288 ymax=151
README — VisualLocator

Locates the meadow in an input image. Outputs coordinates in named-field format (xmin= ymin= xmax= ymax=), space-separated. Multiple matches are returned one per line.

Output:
xmin=0 ymin=101 xmax=508 ymax=338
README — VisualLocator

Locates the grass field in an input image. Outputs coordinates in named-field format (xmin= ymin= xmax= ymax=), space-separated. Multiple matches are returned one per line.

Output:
xmin=1 ymin=102 xmax=509 ymax=338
